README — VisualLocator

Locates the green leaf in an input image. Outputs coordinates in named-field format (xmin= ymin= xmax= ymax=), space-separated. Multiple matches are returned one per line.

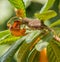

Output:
xmin=50 ymin=19 xmax=60 ymax=27
xmin=0 ymin=35 xmax=20 ymax=45
xmin=0 ymin=30 xmax=21 ymax=45
xmin=52 ymin=27 xmax=60 ymax=36
xmin=0 ymin=30 xmax=9 ymax=38
xmin=17 ymin=42 xmax=32 ymax=62
xmin=9 ymin=0 xmax=25 ymax=9
xmin=9 ymin=0 xmax=26 ymax=17
xmin=41 ymin=32 xmax=53 ymax=41
xmin=35 ymin=32 xmax=53 ymax=51
xmin=40 ymin=0 xmax=55 ymax=13
xmin=33 ymin=51 xmax=40 ymax=62
xmin=35 ymin=10 xmax=57 ymax=21
xmin=0 ymin=45 xmax=10 ymax=57
xmin=0 ymin=30 xmax=10 ymax=42
xmin=27 ymin=48 xmax=40 ymax=62
xmin=0 ymin=36 xmax=27 ymax=62
xmin=0 ymin=30 xmax=42 ymax=62
xmin=17 ymin=31 xmax=41 ymax=62
xmin=53 ymin=40 xmax=60 ymax=47
xmin=25 ymin=30 xmax=42 ymax=43
xmin=0 ymin=34 xmax=10 ymax=41
xmin=35 ymin=41 xmax=48 ymax=51
xmin=47 ymin=40 xmax=60 ymax=62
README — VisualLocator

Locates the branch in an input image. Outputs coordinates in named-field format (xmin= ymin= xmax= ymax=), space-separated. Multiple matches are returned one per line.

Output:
xmin=53 ymin=35 xmax=60 ymax=42
xmin=22 ymin=17 xmax=60 ymax=42
xmin=22 ymin=17 xmax=44 ymax=29
xmin=43 ymin=25 xmax=60 ymax=42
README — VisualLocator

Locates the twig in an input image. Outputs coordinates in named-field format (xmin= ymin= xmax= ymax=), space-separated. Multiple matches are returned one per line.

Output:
xmin=22 ymin=17 xmax=44 ymax=29
xmin=44 ymin=25 xmax=60 ymax=42
xmin=53 ymin=35 xmax=60 ymax=42
xmin=22 ymin=17 xmax=60 ymax=42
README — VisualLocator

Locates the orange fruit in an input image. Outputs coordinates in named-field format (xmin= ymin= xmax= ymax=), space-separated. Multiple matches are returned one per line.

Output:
xmin=8 ymin=20 xmax=26 ymax=36
xmin=40 ymin=48 xmax=48 ymax=62
xmin=10 ymin=28 xmax=26 ymax=36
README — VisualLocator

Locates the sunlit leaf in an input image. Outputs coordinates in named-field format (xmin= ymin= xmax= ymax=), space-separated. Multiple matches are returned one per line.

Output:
xmin=0 ymin=30 xmax=9 ymax=38
xmin=40 ymin=0 xmax=55 ymax=13
xmin=0 ymin=45 xmax=10 ymax=57
xmin=0 ymin=30 xmax=21 ymax=45
xmin=50 ymin=19 xmax=60 ymax=27
xmin=9 ymin=0 xmax=25 ymax=9
xmin=35 ymin=10 xmax=57 ymax=21
xmin=0 ymin=35 xmax=20 ymax=45
xmin=0 ymin=34 xmax=10 ymax=41
xmin=9 ymin=0 xmax=26 ymax=17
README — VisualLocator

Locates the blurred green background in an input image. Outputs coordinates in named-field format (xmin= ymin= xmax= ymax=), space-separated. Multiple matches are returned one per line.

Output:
xmin=0 ymin=0 xmax=60 ymax=31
